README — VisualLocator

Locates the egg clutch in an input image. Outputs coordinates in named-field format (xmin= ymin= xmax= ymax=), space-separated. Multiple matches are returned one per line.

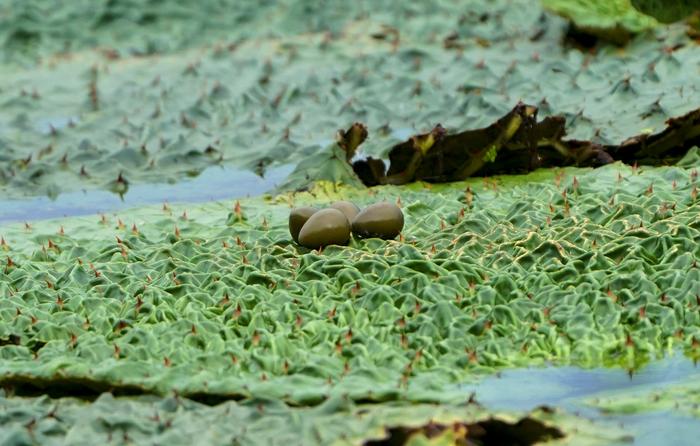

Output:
xmin=289 ymin=201 xmax=404 ymax=248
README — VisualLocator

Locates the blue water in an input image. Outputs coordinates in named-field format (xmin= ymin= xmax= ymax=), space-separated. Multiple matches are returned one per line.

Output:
xmin=458 ymin=354 xmax=700 ymax=445
xmin=0 ymin=164 xmax=294 ymax=224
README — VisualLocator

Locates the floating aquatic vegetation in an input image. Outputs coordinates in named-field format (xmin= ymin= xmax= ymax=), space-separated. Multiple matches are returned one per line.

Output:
xmin=2 ymin=155 xmax=700 ymax=405
xmin=587 ymin=377 xmax=700 ymax=418
xmin=1 ymin=0 xmax=698 ymax=199
xmin=542 ymin=0 xmax=658 ymax=44
xmin=2 ymin=1 xmax=700 ymax=444
xmin=285 ymin=103 xmax=700 ymax=189
xmin=631 ymin=0 xmax=700 ymax=23
xmin=0 ymin=391 xmax=629 ymax=446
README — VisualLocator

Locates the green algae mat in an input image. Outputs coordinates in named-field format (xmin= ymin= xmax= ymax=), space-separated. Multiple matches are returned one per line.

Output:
xmin=3 ymin=0 xmax=700 ymax=444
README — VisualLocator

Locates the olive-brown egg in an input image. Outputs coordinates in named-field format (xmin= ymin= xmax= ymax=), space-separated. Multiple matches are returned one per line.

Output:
xmin=351 ymin=202 xmax=404 ymax=240
xmin=298 ymin=208 xmax=351 ymax=248
xmin=289 ymin=207 xmax=318 ymax=243
xmin=330 ymin=200 xmax=360 ymax=223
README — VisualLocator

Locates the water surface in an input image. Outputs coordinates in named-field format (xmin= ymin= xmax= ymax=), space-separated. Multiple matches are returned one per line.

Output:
xmin=0 ymin=164 xmax=294 ymax=224
xmin=459 ymin=355 xmax=700 ymax=446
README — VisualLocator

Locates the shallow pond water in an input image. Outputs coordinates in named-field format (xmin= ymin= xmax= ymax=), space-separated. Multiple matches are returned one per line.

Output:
xmin=0 ymin=164 xmax=294 ymax=224
xmin=0 ymin=127 xmax=414 ymax=225
xmin=459 ymin=354 xmax=700 ymax=445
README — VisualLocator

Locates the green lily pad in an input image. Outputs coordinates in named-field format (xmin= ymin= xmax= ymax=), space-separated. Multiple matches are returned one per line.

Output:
xmin=542 ymin=0 xmax=658 ymax=43
xmin=631 ymin=0 xmax=700 ymax=23
xmin=2 ymin=157 xmax=700 ymax=404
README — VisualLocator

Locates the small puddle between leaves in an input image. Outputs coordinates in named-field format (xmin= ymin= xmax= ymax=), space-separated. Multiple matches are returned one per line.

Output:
xmin=458 ymin=354 xmax=700 ymax=445
xmin=0 ymin=164 xmax=295 ymax=224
